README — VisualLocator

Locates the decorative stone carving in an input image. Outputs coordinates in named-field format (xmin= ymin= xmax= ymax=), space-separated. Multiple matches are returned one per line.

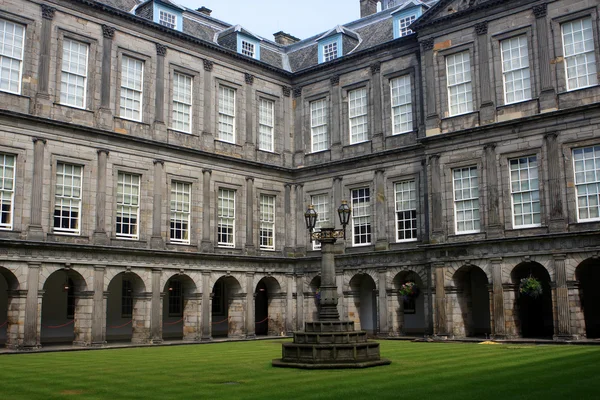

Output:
xmin=421 ymin=38 xmax=434 ymax=51
xmin=370 ymin=62 xmax=381 ymax=75
xmin=156 ymin=43 xmax=167 ymax=57
xmin=475 ymin=22 xmax=488 ymax=35
xmin=102 ymin=25 xmax=115 ymax=39
xmin=245 ymin=73 xmax=254 ymax=85
xmin=533 ymin=3 xmax=547 ymax=19
xmin=203 ymin=59 xmax=213 ymax=72
xmin=282 ymin=86 xmax=291 ymax=97
xmin=293 ymin=87 xmax=302 ymax=98
xmin=41 ymin=4 xmax=56 ymax=20
xmin=330 ymin=75 xmax=340 ymax=86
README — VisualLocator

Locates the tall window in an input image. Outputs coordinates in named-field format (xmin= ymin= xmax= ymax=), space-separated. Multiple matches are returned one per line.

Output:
xmin=310 ymin=99 xmax=328 ymax=152
xmin=54 ymin=163 xmax=83 ymax=235
xmin=159 ymin=10 xmax=177 ymax=29
xmin=116 ymin=172 xmax=140 ymax=239
xmin=562 ymin=17 xmax=597 ymax=91
xmin=121 ymin=279 xmax=133 ymax=318
xmin=349 ymin=88 xmax=368 ymax=144
xmin=311 ymin=194 xmax=329 ymax=250
xmin=218 ymin=86 xmax=236 ymax=143
xmin=501 ymin=36 xmax=531 ymax=104
xmin=397 ymin=14 xmax=417 ymax=37
xmin=453 ymin=166 xmax=480 ymax=234
xmin=446 ymin=51 xmax=473 ymax=116
xmin=120 ymin=56 xmax=144 ymax=121
xmin=0 ymin=154 xmax=15 ymax=230
xmin=573 ymin=145 xmax=600 ymax=221
xmin=217 ymin=188 xmax=235 ymax=247
xmin=172 ymin=72 xmax=192 ymax=133
xmin=259 ymin=194 xmax=275 ymax=250
xmin=170 ymin=181 xmax=191 ymax=244
xmin=390 ymin=75 xmax=412 ymax=134
xmin=351 ymin=188 xmax=371 ymax=246
xmin=0 ymin=19 xmax=25 ymax=94
xmin=323 ymin=42 xmax=338 ymax=62
xmin=241 ymin=40 xmax=255 ymax=58
xmin=395 ymin=180 xmax=417 ymax=242
xmin=510 ymin=156 xmax=541 ymax=228
xmin=258 ymin=98 xmax=274 ymax=152
xmin=168 ymin=280 xmax=183 ymax=316
xmin=60 ymin=39 xmax=89 ymax=108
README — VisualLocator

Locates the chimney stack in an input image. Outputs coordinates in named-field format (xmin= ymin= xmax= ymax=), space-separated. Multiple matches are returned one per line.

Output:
xmin=360 ymin=0 xmax=379 ymax=18
xmin=196 ymin=6 xmax=212 ymax=16
xmin=273 ymin=31 xmax=301 ymax=45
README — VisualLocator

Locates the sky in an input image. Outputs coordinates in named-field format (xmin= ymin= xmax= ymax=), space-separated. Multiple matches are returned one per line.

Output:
xmin=175 ymin=0 xmax=361 ymax=41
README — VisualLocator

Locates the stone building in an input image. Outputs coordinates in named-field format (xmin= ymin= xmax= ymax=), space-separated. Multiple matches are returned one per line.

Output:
xmin=0 ymin=0 xmax=599 ymax=349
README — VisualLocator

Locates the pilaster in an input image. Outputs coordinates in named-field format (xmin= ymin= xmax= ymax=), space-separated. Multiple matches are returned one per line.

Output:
xmin=244 ymin=73 xmax=256 ymax=160
xmin=285 ymin=273 xmax=294 ymax=335
xmin=34 ymin=4 xmax=55 ymax=117
xmin=296 ymin=274 xmax=305 ymax=330
xmin=370 ymin=62 xmax=384 ymax=151
xmin=150 ymin=160 xmax=165 ymax=249
xmin=422 ymin=39 xmax=440 ymax=136
xmin=330 ymin=75 xmax=342 ymax=159
xmin=202 ymin=59 xmax=215 ymax=150
xmin=91 ymin=266 xmax=107 ymax=346
xmin=23 ymin=263 xmax=41 ymax=349
xmin=295 ymin=183 xmax=306 ymax=255
xmin=475 ymin=22 xmax=495 ymax=124
xmin=150 ymin=269 xmax=163 ymax=343
xmin=533 ymin=4 xmax=558 ymax=112
xmin=545 ymin=133 xmax=566 ymax=231
xmin=93 ymin=149 xmax=110 ymax=244
xmin=484 ymin=144 xmax=502 ymax=238
xmin=374 ymin=169 xmax=389 ymax=250
xmin=154 ymin=43 xmax=167 ymax=141
xmin=491 ymin=258 xmax=506 ymax=338
xmin=26 ymin=138 xmax=46 ymax=241
xmin=245 ymin=177 xmax=256 ymax=255
xmin=201 ymin=169 xmax=213 ymax=252
xmin=293 ymin=87 xmax=304 ymax=167
xmin=284 ymin=183 xmax=295 ymax=256
xmin=98 ymin=25 xmax=115 ymax=129
xmin=429 ymin=155 xmax=443 ymax=243
xmin=378 ymin=268 xmax=389 ymax=335
xmin=553 ymin=254 xmax=573 ymax=340
xmin=245 ymin=272 xmax=255 ymax=339
xmin=201 ymin=271 xmax=212 ymax=341
xmin=434 ymin=264 xmax=448 ymax=336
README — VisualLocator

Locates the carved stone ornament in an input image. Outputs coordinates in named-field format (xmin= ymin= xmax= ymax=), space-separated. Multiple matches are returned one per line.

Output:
xmin=102 ymin=25 xmax=116 ymax=39
xmin=203 ymin=59 xmax=213 ymax=72
xmin=330 ymin=75 xmax=340 ymax=86
xmin=370 ymin=62 xmax=381 ymax=75
xmin=282 ymin=86 xmax=291 ymax=97
xmin=293 ymin=87 xmax=302 ymax=98
xmin=475 ymin=22 xmax=488 ymax=35
xmin=533 ymin=4 xmax=547 ymax=19
xmin=156 ymin=43 xmax=167 ymax=56
xmin=421 ymin=38 xmax=434 ymax=51
xmin=245 ymin=73 xmax=254 ymax=85
xmin=41 ymin=4 xmax=56 ymax=20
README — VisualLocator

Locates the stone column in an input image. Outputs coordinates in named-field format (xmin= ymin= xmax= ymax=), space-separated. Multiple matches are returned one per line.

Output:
xmin=91 ymin=266 xmax=107 ymax=346
xmin=533 ymin=4 xmax=557 ymax=112
xmin=429 ymin=155 xmax=443 ymax=242
xmin=296 ymin=274 xmax=304 ymax=330
xmin=295 ymin=183 xmax=306 ymax=255
xmin=150 ymin=160 xmax=165 ymax=249
xmin=370 ymin=62 xmax=384 ymax=151
xmin=246 ymin=272 xmax=255 ymax=338
xmin=24 ymin=263 xmax=41 ymax=349
xmin=293 ymin=87 xmax=304 ymax=166
xmin=485 ymin=144 xmax=502 ymax=237
xmin=374 ymin=169 xmax=389 ymax=250
xmin=422 ymin=39 xmax=440 ymax=136
xmin=202 ymin=59 xmax=214 ymax=149
xmin=93 ymin=149 xmax=110 ymax=244
xmin=491 ymin=258 xmax=506 ymax=338
xmin=73 ymin=290 xmax=94 ymax=346
xmin=131 ymin=292 xmax=151 ymax=344
xmin=245 ymin=177 xmax=255 ymax=255
xmin=434 ymin=263 xmax=448 ymax=336
xmin=244 ymin=73 xmax=256 ymax=159
xmin=318 ymin=227 xmax=339 ymax=321
xmin=282 ymin=86 xmax=293 ymax=166
xmin=150 ymin=269 xmax=163 ymax=343
xmin=26 ymin=138 xmax=46 ymax=240
xmin=475 ymin=22 xmax=495 ymax=124
xmin=553 ymin=254 xmax=572 ymax=340
xmin=378 ymin=268 xmax=388 ymax=335
xmin=201 ymin=169 xmax=213 ymax=252
xmin=37 ymin=5 xmax=55 ymax=97
xmin=336 ymin=271 xmax=345 ymax=319
xmin=201 ymin=271 xmax=212 ymax=341
xmin=183 ymin=293 xmax=201 ymax=341
xmin=154 ymin=44 xmax=167 ymax=141
xmin=284 ymin=184 xmax=295 ymax=256
xmin=330 ymin=75 xmax=342 ymax=160
xmin=5 ymin=289 xmax=27 ymax=349
xmin=98 ymin=25 xmax=115 ymax=129
xmin=545 ymin=133 xmax=565 ymax=231
xmin=285 ymin=273 xmax=294 ymax=334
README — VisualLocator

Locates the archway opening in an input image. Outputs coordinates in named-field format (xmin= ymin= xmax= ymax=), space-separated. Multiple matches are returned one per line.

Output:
xmin=255 ymin=277 xmax=283 ymax=336
xmin=106 ymin=272 xmax=145 ymax=343
xmin=162 ymin=274 xmax=197 ymax=341
xmin=308 ymin=276 xmax=321 ymax=322
xmin=393 ymin=271 xmax=425 ymax=335
xmin=576 ymin=259 xmax=600 ymax=338
xmin=211 ymin=276 xmax=243 ymax=338
xmin=511 ymin=262 xmax=553 ymax=338
xmin=349 ymin=273 xmax=377 ymax=334
xmin=0 ymin=267 xmax=18 ymax=346
xmin=452 ymin=265 xmax=491 ymax=338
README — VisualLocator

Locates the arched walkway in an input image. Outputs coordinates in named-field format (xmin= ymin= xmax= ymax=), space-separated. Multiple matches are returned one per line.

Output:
xmin=41 ymin=269 xmax=87 ymax=345
xmin=576 ymin=259 xmax=600 ymax=338
xmin=255 ymin=277 xmax=283 ymax=336
xmin=162 ymin=274 xmax=198 ymax=341
xmin=511 ymin=262 xmax=554 ymax=338
xmin=0 ymin=267 xmax=19 ymax=346
xmin=451 ymin=265 xmax=490 ymax=338
xmin=348 ymin=273 xmax=377 ymax=334
xmin=307 ymin=276 xmax=321 ymax=322
xmin=106 ymin=272 xmax=146 ymax=343
xmin=392 ymin=271 xmax=425 ymax=335
xmin=211 ymin=276 xmax=244 ymax=338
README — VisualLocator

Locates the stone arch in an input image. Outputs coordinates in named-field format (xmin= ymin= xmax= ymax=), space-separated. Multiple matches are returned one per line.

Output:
xmin=211 ymin=275 xmax=244 ymax=338
xmin=344 ymin=269 xmax=379 ymax=292
xmin=0 ymin=267 xmax=19 ymax=346
xmin=445 ymin=261 xmax=492 ymax=285
xmin=575 ymin=258 xmax=600 ymax=338
xmin=255 ymin=276 xmax=283 ymax=336
xmin=306 ymin=275 xmax=321 ymax=322
xmin=348 ymin=272 xmax=377 ymax=334
xmin=450 ymin=265 xmax=491 ymax=338
xmin=105 ymin=271 xmax=147 ymax=343
xmin=104 ymin=268 xmax=152 ymax=293
xmin=162 ymin=273 xmax=199 ymax=341
xmin=387 ymin=265 xmax=428 ymax=288
xmin=391 ymin=269 xmax=426 ymax=335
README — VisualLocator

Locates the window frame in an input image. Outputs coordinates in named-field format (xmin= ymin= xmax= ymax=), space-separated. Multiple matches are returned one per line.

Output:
xmin=394 ymin=179 xmax=418 ymax=242
xmin=0 ymin=17 xmax=25 ymax=95
xmin=310 ymin=98 xmax=329 ymax=153
xmin=119 ymin=54 xmax=145 ymax=122
xmin=445 ymin=50 xmax=474 ymax=117
xmin=348 ymin=87 xmax=369 ymax=145
xmin=258 ymin=97 xmax=275 ymax=152
xmin=169 ymin=180 xmax=191 ymax=245
xmin=171 ymin=71 xmax=193 ymax=133
xmin=509 ymin=155 xmax=542 ymax=229
xmin=115 ymin=171 xmax=141 ymax=240
xmin=500 ymin=35 xmax=532 ymax=105
xmin=572 ymin=145 xmax=600 ymax=223
xmin=392 ymin=7 xmax=423 ymax=39
xmin=217 ymin=85 xmax=237 ymax=144
xmin=350 ymin=187 xmax=372 ymax=247
xmin=259 ymin=193 xmax=276 ymax=251
xmin=0 ymin=153 xmax=16 ymax=231
xmin=561 ymin=16 xmax=598 ymax=91
xmin=452 ymin=165 xmax=481 ymax=235
xmin=237 ymin=35 xmax=260 ymax=60
xmin=53 ymin=162 xmax=84 ymax=236
xmin=318 ymin=35 xmax=341 ymax=64
xmin=390 ymin=74 xmax=413 ymax=135
xmin=159 ymin=9 xmax=177 ymax=29
xmin=59 ymin=37 xmax=90 ymax=110
xmin=217 ymin=187 xmax=236 ymax=248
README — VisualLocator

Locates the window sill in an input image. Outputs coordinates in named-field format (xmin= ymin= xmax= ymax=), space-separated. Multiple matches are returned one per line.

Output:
xmin=168 ymin=128 xmax=195 ymax=136
xmin=347 ymin=139 xmax=370 ymax=147
xmin=560 ymin=83 xmax=599 ymax=94
xmin=497 ymin=98 xmax=537 ymax=110
xmin=54 ymin=102 xmax=93 ymax=113
xmin=114 ymin=116 xmax=150 ymax=126
xmin=441 ymin=110 xmax=478 ymax=121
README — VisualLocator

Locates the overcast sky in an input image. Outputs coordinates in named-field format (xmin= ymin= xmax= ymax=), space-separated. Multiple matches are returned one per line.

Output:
xmin=176 ymin=0 xmax=361 ymax=40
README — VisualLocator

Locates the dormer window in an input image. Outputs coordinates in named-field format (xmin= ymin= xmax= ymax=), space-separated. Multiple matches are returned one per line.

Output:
xmin=397 ymin=13 xmax=417 ymax=37
xmin=159 ymin=10 xmax=177 ymax=29
xmin=318 ymin=35 xmax=342 ymax=64
xmin=241 ymin=40 xmax=255 ymax=58
xmin=323 ymin=42 xmax=338 ymax=62
xmin=236 ymin=34 xmax=260 ymax=60
xmin=392 ymin=5 xmax=424 ymax=39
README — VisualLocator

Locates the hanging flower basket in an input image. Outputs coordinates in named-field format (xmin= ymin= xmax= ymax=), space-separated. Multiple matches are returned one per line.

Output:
xmin=399 ymin=282 xmax=419 ymax=301
xmin=519 ymin=276 xmax=542 ymax=299
xmin=314 ymin=288 xmax=321 ymax=302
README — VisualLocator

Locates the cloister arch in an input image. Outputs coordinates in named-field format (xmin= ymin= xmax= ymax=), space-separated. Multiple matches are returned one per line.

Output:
xmin=255 ymin=276 xmax=283 ymax=336
xmin=575 ymin=259 xmax=600 ymax=338
xmin=162 ymin=274 xmax=198 ymax=341
xmin=392 ymin=270 xmax=426 ymax=335
xmin=511 ymin=262 xmax=554 ymax=338
xmin=451 ymin=265 xmax=490 ymax=338
xmin=307 ymin=275 xmax=321 ymax=322
xmin=0 ymin=267 xmax=19 ymax=346
xmin=211 ymin=275 xmax=244 ymax=338
xmin=348 ymin=273 xmax=377 ymax=334
xmin=106 ymin=272 xmax=146 ymax=343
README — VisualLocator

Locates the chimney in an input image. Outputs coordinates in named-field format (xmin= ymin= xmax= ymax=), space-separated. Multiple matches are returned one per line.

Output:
xmin=360 ymin=0 xmax=379 ymax=18
xmin=273 ymin=31 xmax=301 ymax=45
xmin=196 ymin=6 xmax=212 ymax=16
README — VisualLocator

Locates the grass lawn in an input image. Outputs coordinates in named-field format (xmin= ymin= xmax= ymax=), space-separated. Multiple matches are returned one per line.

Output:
xmin=1 ymin=340 xmax=599 ymax=399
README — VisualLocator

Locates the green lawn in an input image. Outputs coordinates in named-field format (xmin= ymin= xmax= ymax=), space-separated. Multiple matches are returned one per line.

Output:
xmin=1 ymin=340 xmax=599 ymax=399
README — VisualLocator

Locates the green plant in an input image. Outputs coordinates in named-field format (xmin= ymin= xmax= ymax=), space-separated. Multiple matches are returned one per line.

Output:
xmin=520 ymin=276 xmax=543 ymax=298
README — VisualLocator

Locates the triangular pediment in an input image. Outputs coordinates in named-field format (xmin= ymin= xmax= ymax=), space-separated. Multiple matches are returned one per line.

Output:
xmin=412 ymin=0 xmax=489 ymax=29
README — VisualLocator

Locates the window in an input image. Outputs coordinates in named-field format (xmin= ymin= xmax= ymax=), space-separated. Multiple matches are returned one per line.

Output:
xmin=159 ymin=10 xmax=177 ymax=29
xmin=310 ymin=99 xmax=328 ymax=152
xmin=446 ymin=51 xmax=473 ymax=116
xmin=349 ymin=88 xmax=368 ymax=144
xmin=121 ymin=279 xmax=133 ymax=318
xmin=573 ymin=145 xmax=600 ymax=222
xmin=562 ymin=17 xmax=597 ymax=91
xmin=170 ymin=181 xmax=191 ymax=244
xmin=390 ymin=75 xmax=412 ymax=134
xmin=172 ymin=72 xmax=192 ymax=133
xmin=54 ymin=163 xmax=83 ymax=235
xmin=501 ymin=36 xmax=531 ymax=104
xmin=217 ymin=188 xmax=235 ymax=247
xmin=311 ymin=194 xmax=329 ymax=250
xmin=241 ymin=40 xmax=255 ymax=58
xmin=510 ymin=156 xmax=541 ymax=228
xmin=453 ymin=166 xmax=480 ymax=234
xmin=395 ymin=180 xmax=417 ymax=242
xmin=0 ymin=19 xmax=25 ymax=94
xmin=116 ymin=172 xmax=140 ymax=239
xmin=168 ymin=280 xmax=183 ymax=316
xmin=218 ymin=86 xmax=236 ymax=143
xmin=120 ymin=56 xmax=144 ymax=121
xmin=259 ymin=194 xmax=275 ymax=250
xmin=0 ymin=153 xmax=15 ymax=230
xmin=323 ymin=41 xmax=338 ymax=62
xmin=397 ymin=14 xmax=417 ymax=37
xmin=258 ymin=98 xmax=274 ymax=152
xmin=60 ymin=39 xmax=89 ymax=108
xmin=351 ymin=188 xmax=371 ymax=246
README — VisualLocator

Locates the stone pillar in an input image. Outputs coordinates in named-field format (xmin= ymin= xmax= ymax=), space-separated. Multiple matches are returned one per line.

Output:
xmin=245 ymin=177 xmax=255 ymax=255
xmin=545 ymin=133 xmax=565 ymax=231
xmin=5 ymin=290 xmax=27 ymax=349
xmin=370 ymin=62 xmax=384 ymax=151
xmin=93 ymin=149 xmax=110 ymax=244
xmin=202 ymin=59 xmax=214 ymax=149
xmin=201 ymin=271 xmax=212 ymax=341
xmin=131 ymin=293 xmax=151 ymax=344
xmin=73 ymin=291 xmax=93 ymax=346
xmin=485 ymin=144 xmax=502 ymax=237
xmin=183 ymin=293 xmax=201 ymax=341
xmin=282 ymin=86 xmax=293 ymax=166
xmin=284 ymin=184 xmax=295 ymax=256
xmin=98 ymin=25 xmax=115 ymax=128
xmin=553 ymin=254 xmax=572 ymax=340
xmin=150 ymin=269 xmax=163 ymax=343
xmin=154 ymin=44 xmax=167 ymax=141
xmin=429 ymin=155 xmax=443 ymax=242
xmin=378 ymin=269 xmax=389 ymax=335
xmin=374 ymin=169 xmax=389 ymax=250
xmin=244 ymin=73 xmax=256 ymax=159
xmin=285 ymin=273 xmax=294 ymax=334
xmin=23 ymin=263 xmax=41 ymax=349
xmin=296 ymin=274 xmax=304 ymax=330
xmin=434 ymin=264 xmax=448 ymax=336
xmin=330 ymin=75 xmax=342 ymax=159
xmin=336 ymin=271 xmax=345 ymax=319
xmin=293 ymin=87 xmax=304 ymax=167
xmin=91 ymin=266 xmax=106 ymax=346
xmin=245 ymin=272 xmax=255 ymax=338
xmin=27 ymin=138 xmax=46 ymax=240
xmin=475 ymin=22 xmax=495 ymax=124
xmin=200 ymin=169 xmax=213 ymax=252
xmin=491 ymin=258 xmax=506 ymax=338
xmin=318 ymin=227 xmax=340 ymax=321
xmin=37 ymin=5 xmax=55 ymax=97
xmin=533 ymin=4 xmax=557 ymax=112
xmin=422 ymin=39 xmax=440 ymax=136
xmin=295 ymin=183 xmax=306 ymax=255
xmin=150 ymin=160 xmax=165 ymax=249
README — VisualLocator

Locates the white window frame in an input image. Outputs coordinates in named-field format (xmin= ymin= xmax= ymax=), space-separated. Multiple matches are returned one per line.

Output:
xmin=390 ymin=75 xmax=412 ymax=135
xmin=509 ymin=156 xmax=541 ymax=229
xmin=310 ymin=99 xmax=328 ymax=153
xmin=398 ymin=14 xmax=417 ymax=37
xmin=562 ymin=17 xmax=598 ymax=91
xmin=258 ymin=98 xmax=275 ymax=152
xmin=311 ymin=194 xmax=329 ymax=250
xmin=217 ymin=188 xmax=236 ymax=247
xmin=170 ymin=181 xmax=191 ymax=244
xmin=171 ymin=72 xmax=193 ymax=133
xmin=323 ymin=41 xmax=338 ymax=62
xmin=259 ymin=194 xmax=275 ymax=251
xmin=446 ymin=51 xmax=473 ymax=117
xmin=60 ymin=38 xmax=89 ymax=109
xmin=500 ymin=35 xmax=532 ymax=105
xmin=120 ymin=56 xmax=144 ymax=122
xmin=573 ymin=145 xmax=600 ymax=222
xmin=452 ymin=166 xmax=480 ymax=234
xmin=0 ymin=153 xmax=16 ymax=230
xmin=53 ymin=162 xmax=83 ymax=235
xmin=395 ymin=180 xmax=417 ymax=242
xmin=218 ymin=86 xmax=236 ymax=143
xmin=348 ymin=88 xmax=368 ymax=145
xmin=351 ymin=188 xmax=371 ymax=246
xmin=116 ymin=172 xmax=141 ymax=240
xmin=241 ymin=40 xmax=255 ymax=58
xmin=0 ymin=19 xmax=25 ymax=95
xmin=159 ymin=10 xmax=177 ymax=29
